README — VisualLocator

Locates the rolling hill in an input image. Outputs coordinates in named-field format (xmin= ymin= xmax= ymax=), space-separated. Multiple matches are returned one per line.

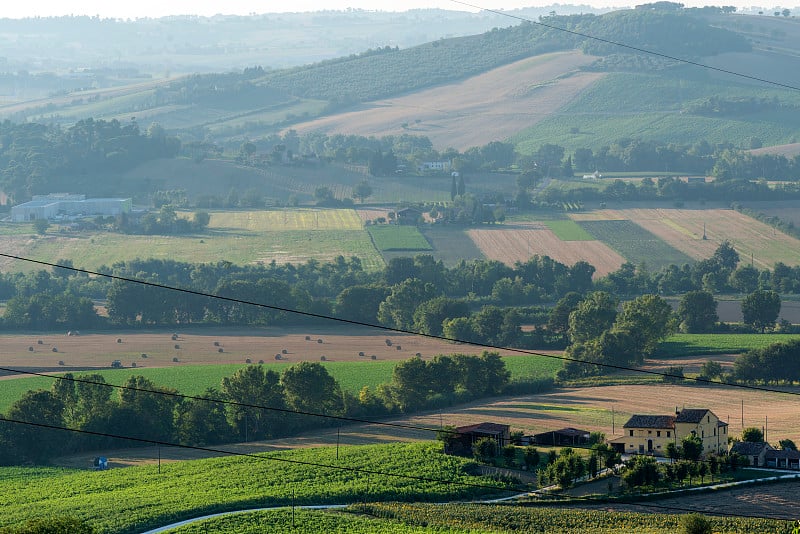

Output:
xmin=4 ymin=8 xmax=798 ymax=155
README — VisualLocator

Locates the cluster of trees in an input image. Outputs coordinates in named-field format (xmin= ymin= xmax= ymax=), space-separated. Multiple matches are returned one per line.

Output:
xmin=558 ymin=291 xmax=676 ymax=379
xmin=733 ymin=340 xmax=800 ymax=385
xmin=0 ymin=353 xmax=513 ymax=465
xmin=0 ymin=118 xmax=180 ymax=204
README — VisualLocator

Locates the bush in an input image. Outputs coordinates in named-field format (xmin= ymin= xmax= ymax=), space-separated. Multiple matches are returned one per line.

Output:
xmin=680 ymin=513 xmax=712 ymax=534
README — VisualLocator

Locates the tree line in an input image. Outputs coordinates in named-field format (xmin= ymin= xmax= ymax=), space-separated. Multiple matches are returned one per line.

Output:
xmin=0 ymin=118 xmax=180 ymax=204
xmin=0 ymin=353 xmax=512 ymax=465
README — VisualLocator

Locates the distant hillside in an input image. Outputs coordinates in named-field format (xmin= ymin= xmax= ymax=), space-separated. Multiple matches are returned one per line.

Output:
xmin=3 ymin=8 xmax=797 ymax=156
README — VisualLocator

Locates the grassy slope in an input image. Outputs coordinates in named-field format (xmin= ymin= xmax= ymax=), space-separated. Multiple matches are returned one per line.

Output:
xmin=0 ymin=443 xmax=507 ymax=533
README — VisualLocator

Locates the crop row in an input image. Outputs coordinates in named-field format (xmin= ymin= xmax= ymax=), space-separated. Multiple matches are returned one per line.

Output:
xmin=577 ymin=219 xmax=693 ymax=272
xmin=0 ymin=443 xmax=507 ymax=533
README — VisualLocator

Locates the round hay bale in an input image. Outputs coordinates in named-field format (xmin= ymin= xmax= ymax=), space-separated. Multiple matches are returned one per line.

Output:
xmin=37 ymin=340 xmax=43 ymax=345
xmin=213 ymin=341 xmax=220 ymax=347
xmin=282 ymin=349 xmax=288 ymax=354
xmin=58 ymin=360 xmax=65 ymax=366
xmin=385 ymin=339 xmax=392 ymax=346
xmin=396 ymin=345 xmax=402 ymax=350
xmin=52 ymin=347 xmax=58 ymax=353
xmin=370 ymin=354 xmax=377 ymax=360
xmin=174 ymin=344 xmax=180 ymax=349
xmin=141 ymin=353 xmax=148 ymax=358
xmin=171 ymin=334 xmax=179 ymax=341
xmin=275 ymin=354 xmax=282 ymax=360
xmin=28 ymin=346 xmax=34 ymax=352
xmin=218 ymin=348 xmax=224 ymax=353
xmin=131 ymin=362 xmax=137 ymax=368
xmin=245 ymin=358 xmax=252 ymax=364
xmin=258 ymin=360 xmax=264 ymax=364
xmin=320 ymin=355 xmax=326 ymax=361
xmin=305 ymin=335 xmax=311 ymax=341
xmin=116 ymin=338 xmax=122 ymax=343
xmin=172 ymin=357 xmax=179 ymax=363
xmin=415 ymin=352 xmax=422 ymax=357
xmin=358 ymin=351 xmax=365 ymax=357
xmin=317 ymin=338 xmax=323 ymax=344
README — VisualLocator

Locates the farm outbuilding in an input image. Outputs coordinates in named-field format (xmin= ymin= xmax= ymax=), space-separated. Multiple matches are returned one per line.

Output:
xmin=11 ymin=193 xmax=132 ymax=222
xmin=530 ymin=427 xmax=591 ymax=446
xmin=445 ymin=422 xmax=511 ymax=454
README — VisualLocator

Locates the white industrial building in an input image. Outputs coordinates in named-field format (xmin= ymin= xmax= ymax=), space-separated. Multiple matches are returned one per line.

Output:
xmin=11 ymin=194 xmax=132 ymax=222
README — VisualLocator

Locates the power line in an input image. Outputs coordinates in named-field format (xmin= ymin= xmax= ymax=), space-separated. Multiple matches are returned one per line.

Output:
xmin=2 ymin=252 xmax=799 ymax=400
xmin=450 ymin=0 xmax=800 ymax=93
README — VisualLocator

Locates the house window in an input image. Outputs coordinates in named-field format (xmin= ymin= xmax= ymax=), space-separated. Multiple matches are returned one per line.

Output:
xmin=657 ymin=431 xmax=661 ymax=437
xmin=667 ymin=431 xmax=671 ymax=437
xmin=629 ymin=430 xmax=634 ymax=437
xmin=648 ymin=430 xmax=652 ymax=434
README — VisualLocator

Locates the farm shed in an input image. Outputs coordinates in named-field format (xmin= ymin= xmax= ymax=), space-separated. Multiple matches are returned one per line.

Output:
xmin=11 ymin=193 xmax=132 ymax=222
xmin=449 ymin=422 xmax=511 ymax=453
xmin=765 ymin=449 xmax=800 ymax=470
xmin=531 ymin=427 xmax=590 ymax=446
xmin=730 ymin=441 xmax=773 ymax=467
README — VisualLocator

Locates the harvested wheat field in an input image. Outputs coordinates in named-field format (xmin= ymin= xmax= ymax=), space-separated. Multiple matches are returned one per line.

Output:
xmin=468 ymin=223 xmax=625 ymax=277
xmin=287 ymin=51 xmax=602 ymax=151
xmin=0 ymin=326 xmax=533 ymax=377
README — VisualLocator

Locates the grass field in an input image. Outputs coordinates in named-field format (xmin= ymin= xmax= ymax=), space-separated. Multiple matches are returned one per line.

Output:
xmin=541 ymin=220 xmax=595 ymax=241
xmin=0 ymin=442 xmax=507 ymax=533
xmin=420 ymin=226 xmax=484 ymax=266
xmin=577 ymin=219 xmax=694 ymax=272
xmin=656 ymin=333 xmax=800 ymax=357
xmin=0 ymin=208 xmax=385 ymax=274
xmin=0 ymin=354 xmax=560 ymax=414
xmin=367 ymin=225 xmax=432 ymax=251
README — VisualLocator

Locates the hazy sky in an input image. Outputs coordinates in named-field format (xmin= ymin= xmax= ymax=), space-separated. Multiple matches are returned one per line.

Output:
xmin=1 ymin=1 xmax=784 ymax=19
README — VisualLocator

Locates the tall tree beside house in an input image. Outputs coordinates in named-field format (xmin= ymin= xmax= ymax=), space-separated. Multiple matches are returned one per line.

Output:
xmin=352 ymin=180 xmax=373 ymax=203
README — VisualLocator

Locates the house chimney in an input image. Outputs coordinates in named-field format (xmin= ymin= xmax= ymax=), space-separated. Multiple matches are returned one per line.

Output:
xmin=676 ymin=406 xmax=680 ymax=415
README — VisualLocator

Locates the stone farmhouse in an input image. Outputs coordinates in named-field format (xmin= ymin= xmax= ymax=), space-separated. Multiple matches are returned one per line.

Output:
xmin=610 ymin=408 xmax=728 ymax=457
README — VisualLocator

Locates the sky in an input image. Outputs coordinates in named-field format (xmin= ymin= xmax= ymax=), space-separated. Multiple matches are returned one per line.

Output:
xmin=0 ymin=1 xmax=787 ymax=19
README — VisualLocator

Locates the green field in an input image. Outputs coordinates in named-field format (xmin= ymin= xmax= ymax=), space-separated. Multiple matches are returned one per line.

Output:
xmin=367 ymin=225 xmax=433 ymax=251
xmin=0 ymin=442 xmax=507 ymax=533
xmin=656 ymin=333 xmax=800 ymax=357
xmin=541 ymin=220 xmax=595 ymax=241
xmin=167 ymin=503 xmax=792 ymax=534
xmin=3 ymin=208 xmax=385 ymax=274
xmin=0 ymin=354 xmax=560 ymax=414
xmin=419 ymin=226 xmax=484 ymax=267
xmin=577 ymin=219 xmax=694 ymax=272
xmin=512 ymin=72 xmax=800 ymax=153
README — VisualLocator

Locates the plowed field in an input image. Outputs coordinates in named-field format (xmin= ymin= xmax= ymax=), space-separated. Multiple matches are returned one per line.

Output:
xmin=287 ymin=51 xmax=602 ymax=151
xmin=467 ymin=223 xmax=625 ymax=277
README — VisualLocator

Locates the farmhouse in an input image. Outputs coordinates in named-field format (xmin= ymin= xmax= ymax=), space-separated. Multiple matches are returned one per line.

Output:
xmin=609 ymin=408 xmax=728 ymax=457
xmin=11 ymin=193 xmax=132 ymax=222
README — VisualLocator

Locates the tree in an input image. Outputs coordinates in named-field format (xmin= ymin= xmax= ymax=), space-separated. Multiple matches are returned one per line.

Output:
xmin=568 ymin=291 xmax=618 ymax=344
xmin=502 ymin=444 xmax=517 ymax=467
xmin=352 ymin=180 xmax=373 ymax=203
xmin=681 ymin=434 xmax=703 ymax=461
xmin=33 ymin=218 xmax=50 ymax=235
xmin=472 ymin=437 xmax=499 ymax=463
xmin=665 ymin=441 xmax=681 ymax=462
xmin=547 ymin=292 xmax=583 ymax=343
xmin=677 ymin=290 xmax=718 ymax=333
xmin=377 ymin=278 xmax=438 ymax=330
xmin=699 ymin=360 xmax=723 ymax=380
xmin=524 ymin=446 xmax=540 ymax=470
xmin=174 ymin=388 xmax=231 ymax=446
xmin=221 ymin=365 xmax=284 ymax=441
xmin=613 ymin=294 xmax=676 ymax=356
xmin=192 ymin=211 xmax=210 ymax=229
xmin=778 ymin=438 xmax=797 ymax=451
xmin=2 ymin=390 xmax=65 ymax=462
xmin=281 ymin=362 xmax=343 ymax=417
xmin=742 ymin=427 xmax=764 ymax=442
xmin=741 ymin=290 xmax=781 ymax=332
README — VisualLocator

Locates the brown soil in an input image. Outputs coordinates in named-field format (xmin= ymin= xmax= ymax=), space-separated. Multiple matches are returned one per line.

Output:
xmin=286 ymin=51 xmax=602 ymax=151
xmin=467 ymin=224 xmax=625 ymax=277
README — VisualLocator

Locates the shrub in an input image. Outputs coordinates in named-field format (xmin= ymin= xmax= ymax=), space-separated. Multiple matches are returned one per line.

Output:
xmin=680 ymin=513 xmax=712 ymax=534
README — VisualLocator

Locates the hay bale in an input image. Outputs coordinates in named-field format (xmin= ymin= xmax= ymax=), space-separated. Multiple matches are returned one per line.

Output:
xmin=320 ymin=355 xmax=326 ymax=361
xmin=52 ymin=347 xmax=58 ymax=353
xmin=218 ymin=348 xmax=224 ymax=353
xmin=172 ymin=357 xmax=179 ymax=363
xmin=116 ymin=338 xmax=122 ymax=343
xmin=246 ymin=358 xmax=252 ymax=364
xmin=370 ymin=354 xmax=377 ymax=360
